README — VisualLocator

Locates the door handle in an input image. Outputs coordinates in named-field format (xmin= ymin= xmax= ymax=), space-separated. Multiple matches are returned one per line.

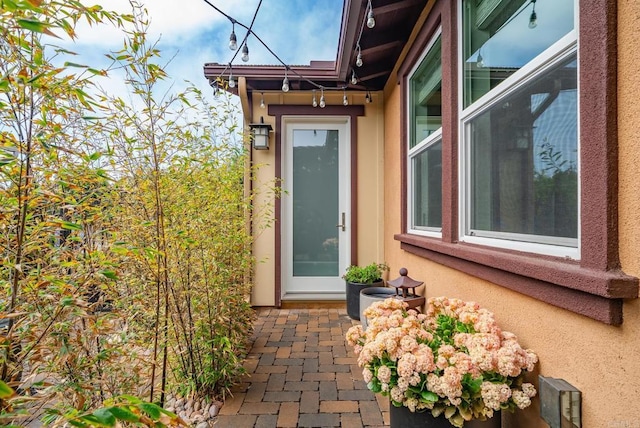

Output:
xmin=336 ymin=212 xmax=346 ymax=232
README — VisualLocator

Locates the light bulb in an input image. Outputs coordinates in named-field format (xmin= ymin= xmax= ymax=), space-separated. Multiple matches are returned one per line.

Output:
xmin=229 ymin=30 xmax=237 ymax=51
xmin=312 ymin=90 xmax=318 ymax=107
xmin=365 ymin=92 xmax=372 ymax=103
xmin=282 ymin=76 xmax=289 ymax=92
xmin=241 ymin=43 xmax=249 ymax=62
xmin=476 ymin=52 xmax=484 ymax=68
xmin=367 ymin=9 xmax=375 ymax=29
xmin=351 ymin=71 xmax=358 ymax=85
xmin=260 ymin=93 xmax=265 ymax=109
xmin=356 ymin=52 xmax=363 ymax=67
xmin=343 ymin=93 xmax=348 ymax=106
xmin=319 ymin=92 xmax=326 ymax=108
xmin=229 ymin=74 xmax=235 ymax=88
xmin=528 ymin=10 xmax=537 ymax=28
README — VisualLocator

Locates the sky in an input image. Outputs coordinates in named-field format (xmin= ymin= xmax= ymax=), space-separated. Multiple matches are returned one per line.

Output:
xmin=466 ymin=0 xmax=574 ymax=68
xmin=59 ymin=0 xmax=344 ymax=102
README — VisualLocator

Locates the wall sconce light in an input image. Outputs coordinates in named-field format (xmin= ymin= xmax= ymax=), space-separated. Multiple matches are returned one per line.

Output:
xmin=249 ymin=117 xmax=272 ymax=150
xmin=539 ymin=376 xmax=581 ymax=428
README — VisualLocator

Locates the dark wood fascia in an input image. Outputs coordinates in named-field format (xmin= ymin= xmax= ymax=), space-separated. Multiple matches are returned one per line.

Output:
xmin=203 ymin=63 xmax=338 ymax=81
xmin=336 ymin=0 xmax=362 ymax=82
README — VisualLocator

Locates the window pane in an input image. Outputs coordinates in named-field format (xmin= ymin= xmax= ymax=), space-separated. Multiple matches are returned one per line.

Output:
xmin=410 ymin=35 xmax=442 ymax=148
xmin=462 ymin=0 xmax=575 ymax=107
xmin=469 ymin=55 xmax=577 ymax=243
xmin=292 ymin=129 xmax=339 ymax=276
xmin=413 ymin=140 xmax=442 ymax=229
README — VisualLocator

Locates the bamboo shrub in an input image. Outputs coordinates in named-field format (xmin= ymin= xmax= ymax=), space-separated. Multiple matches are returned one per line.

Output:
xmin=1 ymin=1 xmax=267 ymax=425
xmin=0 ymin=1 xmax=145 ymax=423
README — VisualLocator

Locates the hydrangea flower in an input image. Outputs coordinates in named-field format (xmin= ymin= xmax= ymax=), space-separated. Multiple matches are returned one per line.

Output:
xmin=346 ymin=297 xmax=538 ymax=428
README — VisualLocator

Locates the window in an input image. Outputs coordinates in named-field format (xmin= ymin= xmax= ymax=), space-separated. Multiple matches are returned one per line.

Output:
xmin=408 ymin=33 xmax=442 ymax=235
xmin=460 ymin=0 xmax=578 ymax=257
xmin=395 ymin=0 xmax=637 ymax=324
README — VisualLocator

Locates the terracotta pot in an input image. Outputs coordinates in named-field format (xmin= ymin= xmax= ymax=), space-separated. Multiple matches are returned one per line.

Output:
xmin=389 ymin=404 xmax=501 ymax=428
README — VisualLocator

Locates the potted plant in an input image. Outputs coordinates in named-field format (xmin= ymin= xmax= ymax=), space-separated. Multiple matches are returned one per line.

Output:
xmin=346 ymin=297 xmax=538 ymax=428
xmin=343 ymin=262 xmax=388 ymax=320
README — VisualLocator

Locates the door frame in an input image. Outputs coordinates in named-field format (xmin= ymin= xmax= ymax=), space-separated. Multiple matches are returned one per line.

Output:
xmin=268 ymin=105 xmax=365 ymax=307
xmin=281 ymin=118 xmax=350 ymax=299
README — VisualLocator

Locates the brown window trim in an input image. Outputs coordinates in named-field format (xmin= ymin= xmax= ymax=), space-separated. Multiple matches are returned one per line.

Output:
xmin=395 ymin=0 xmax=638 ymax=325
xmin=268 ymin=104 xmax=365 ymax=308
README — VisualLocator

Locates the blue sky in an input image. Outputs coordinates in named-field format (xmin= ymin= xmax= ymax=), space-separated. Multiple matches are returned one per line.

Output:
xmin=59 ymin=0 xmax=344 ymax=100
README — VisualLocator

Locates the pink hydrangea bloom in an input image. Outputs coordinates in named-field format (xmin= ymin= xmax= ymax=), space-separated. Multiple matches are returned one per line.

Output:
xmin=344 ymin=296 xmax=538 ymax=425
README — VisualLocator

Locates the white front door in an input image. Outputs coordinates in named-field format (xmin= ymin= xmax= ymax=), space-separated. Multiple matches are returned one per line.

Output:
xmin=282 ymin=117 xmax=351 ymax=300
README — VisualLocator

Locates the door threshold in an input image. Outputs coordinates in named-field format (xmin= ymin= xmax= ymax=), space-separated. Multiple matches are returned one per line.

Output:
xmin=280 ymin=292 xmax=346 ymax=309
xmin=280 ymin=300 xmax=346 ymax=309
xmin=281 ymin=292 xmax=346 ymax=301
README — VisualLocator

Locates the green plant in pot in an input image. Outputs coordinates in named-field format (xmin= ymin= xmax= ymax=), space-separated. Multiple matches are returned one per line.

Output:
xmin=343 ymin=262 xmax=388 ymax=320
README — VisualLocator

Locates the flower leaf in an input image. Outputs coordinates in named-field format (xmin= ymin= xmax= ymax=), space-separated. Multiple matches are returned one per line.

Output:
xmin=420 ymin=391 xmax=438 ymax=402
xmin=444 ymin=405 xmax=456 ymax=419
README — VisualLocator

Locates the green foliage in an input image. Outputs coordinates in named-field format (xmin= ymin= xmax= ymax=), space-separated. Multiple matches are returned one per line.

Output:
xmin=0 ymin=1 xmax=263 ymax=426
xmin=43 ymin=394 xmax=187 ymax=427
xmin=429 ymin=314 xmax=475 ymax=349
xmin=343 ymin=262 xmax=388 ymax=284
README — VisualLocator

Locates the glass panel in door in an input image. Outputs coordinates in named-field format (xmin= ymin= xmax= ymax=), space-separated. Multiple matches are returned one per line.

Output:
xmin=292 ymin=129 xmax=339 ymax=276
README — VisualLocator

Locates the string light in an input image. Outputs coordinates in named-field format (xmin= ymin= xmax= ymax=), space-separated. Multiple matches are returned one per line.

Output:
xmin=366 ymin=0 xmax=375 ymax=29
xmin=241 ymin=43 xmax=249 ymax=62
xmin=210 ymin=79 xmax=219 ymax=97
xmin=365 ymin=91 xmax=372 ymax=103
xmin=204 ymin=0 xmax=376 ymax=105
xmin=228 ymin=63 xmax=235 ymax=88
xmin=528 ymin=0 xmax=537 ymax=29
xmin=229 ymin=21 xmax=237 ymax=50
xmin=282 ymin=68 xmax=290 ymax=92
xmin=343 ymin=89 xmax=348 ymax=106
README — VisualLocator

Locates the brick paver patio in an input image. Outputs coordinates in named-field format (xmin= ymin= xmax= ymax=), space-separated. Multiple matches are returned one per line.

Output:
xmin=216 ymin=307 xmax=389 ymax=427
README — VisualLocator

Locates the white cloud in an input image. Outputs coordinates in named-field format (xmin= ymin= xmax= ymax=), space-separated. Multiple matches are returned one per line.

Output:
xmin=48 ymin=0 xmax=343 ymax=108
xmin=71 ymin=0 xmax=240 ymax=47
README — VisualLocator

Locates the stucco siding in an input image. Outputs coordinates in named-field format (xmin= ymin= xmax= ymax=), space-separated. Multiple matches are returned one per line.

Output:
xmin=381 ymin=0 xmax=640 ymax=426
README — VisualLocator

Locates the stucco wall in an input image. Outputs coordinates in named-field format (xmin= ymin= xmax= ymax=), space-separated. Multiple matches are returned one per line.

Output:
xmin=381 ymin=1 xmax=640 ymax=426
xmin=249 ymin=90 xmax=385 ymax=306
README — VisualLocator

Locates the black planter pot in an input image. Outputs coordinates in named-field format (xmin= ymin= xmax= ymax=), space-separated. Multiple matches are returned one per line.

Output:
xmin=389 ymin=404 xmax=501 ymax=428
xmin=345 ymin=280 xmax=383 ymax=320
